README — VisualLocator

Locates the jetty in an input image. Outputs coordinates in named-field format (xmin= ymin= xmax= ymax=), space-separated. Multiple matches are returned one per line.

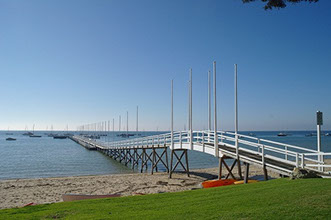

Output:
xmin=71 ymin=129 xmax=331 ymax=181
xmin=72 ymin=62 xmax=331 ymax=181
xmin=69 ymin=136 xmax=97 ymax=150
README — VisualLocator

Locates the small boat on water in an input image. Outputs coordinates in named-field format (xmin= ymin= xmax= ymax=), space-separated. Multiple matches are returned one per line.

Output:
xmin=63 ymin=133 xmax=74 ymax=137
xmin=305 ymin=133 xmax=317 ymax=137
xmin=23 ymin=132 xmax=33 ymax=136
xmin=325 ymin=133 xmax=330 ymax=136
xmin=6 ymin=127 xmax=13 ymax=135
xmin=277 ymin=133 xmax=287 ymax=137
xmin=53 ymin=135 xmax=67 ymax=139
xmin=29 ymin=124 xmax=41 ymax=137
xmin=6 ymin=137 xmax=16 ymax=141
xmin=84 ymin=135 xmax=100 ymax=139
xmin=117 ymin=133 xmax=135 ymax=137
xmin=30 ymin=135 xmax=42 ymax=138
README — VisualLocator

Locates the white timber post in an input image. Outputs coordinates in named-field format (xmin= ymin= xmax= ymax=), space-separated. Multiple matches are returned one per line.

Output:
xmin=171 ymin=79 xmax=174 ymax=150
xmin=180 ymin=131 xmax=182 ymax=149
xmin=208 ymin=70 xmax=211 ymax=142
xmin=316 ymin=111 xmax=323 ymax=171
xmin=235 ymin=64 xmax=239 ymax=158
xmin=126 ymin=111 xmax=129 ymax=137
xmin=213 ymin=61 xmax=219 ymax=157
xmin=119 ymin=115 xmax=121 ymax=132
xmin=112 ymin=118 xmax=114 ymax=139
xmin=190 ymin=68 xmax=193 ymax=150
xmin=136 ymin=106 xmax=138 ymax=132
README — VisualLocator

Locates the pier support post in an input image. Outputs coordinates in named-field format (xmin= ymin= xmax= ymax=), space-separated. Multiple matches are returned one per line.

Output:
xmin=225 ymin=159 xmax=240 ymax=180
xmin=132 ymin=149 xmax=139 ymax=169
xmin=125 ymin=150 xmax=132 ymax=166
xmin=169 ymin=150 xmax=174 ymax=178
xmin=263 ymin=166 xmax=268 ymax=181
xmin=140 ymin=149 xmax=146 ymax=173
xmin=169 ymin=149 xmax=189 ymax=178
xmin=218 ymin=156 xmax=237 ymax=180
xmin=141 ymin=149 xmax=153 ymax=172
xmin=151 ymin=148 xmax=169 ymax=174
xmin=218 ymin=157 xmax=223 ymax=179
xmin=244 ymin=162 xmax=250 ymax=184
xmin=237 ymin=160 xmax=243 ymax=180
xmin=165 ymin=147 xmax=169 ymax=173
xmin=151 ymin=148 xmax=156 ymax=174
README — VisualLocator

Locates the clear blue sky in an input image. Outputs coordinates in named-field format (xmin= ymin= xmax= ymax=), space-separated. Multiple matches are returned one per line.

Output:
xmin=1 ymin=0 xmax=330 ymax=131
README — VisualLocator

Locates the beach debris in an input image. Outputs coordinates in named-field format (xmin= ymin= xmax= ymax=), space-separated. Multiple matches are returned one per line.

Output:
xmin=290 ymin=168 xmax=321 ymax=179
xmin=155 ymin=181 xmax=168 ymax=186
xmin=234 ymin=180 xmax=259 ymax=185
xmin=23 ymin=202 xmax=35 ymax=207
xmin=134 ymin=193 xmax=145 ymax=196
xmin=181 ymin=181 xmax=197 ymax=186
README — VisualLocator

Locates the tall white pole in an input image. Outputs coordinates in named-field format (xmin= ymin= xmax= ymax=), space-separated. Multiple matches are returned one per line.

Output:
xmin=190 ymin=68 xmax=193 ymax=150
xmin=316 ymin=111 xmax=323 ymax=171
xmin=112 ymin=118 xmax=114 ymax=139
xmin=127 ymin=111 xmax=129 ymax=137
xmin=235 ymin=64 xmax=239 ymax=157
xmin=136 ymin=106 xmax=138 ymax=132
xmin=108 ymin=120 xmax=110 ymax=142
xmin=208 ymin=70 xmax=211 ymax=131
xmin=171 ymin=80 xmax=174 ymax=150
xmin=188 ymin=81 xmax=190 ymax=131
xmin=119 ymin=115 xmax=121 ymax=132
xmin=213 ymin=61 xmax=218 ymax=157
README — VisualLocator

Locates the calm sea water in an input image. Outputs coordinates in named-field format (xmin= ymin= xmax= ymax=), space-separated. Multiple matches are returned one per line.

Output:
xmin=0 ymin=130 xmax=330 ymax=180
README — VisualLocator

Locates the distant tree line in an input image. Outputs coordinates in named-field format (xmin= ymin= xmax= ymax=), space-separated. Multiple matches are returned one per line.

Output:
xmin=242 ymin=0 xmax=319 ymax=10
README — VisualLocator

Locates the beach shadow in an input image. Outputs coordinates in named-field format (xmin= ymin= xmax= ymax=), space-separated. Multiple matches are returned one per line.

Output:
xmin=173 ymin=171 xmax=218 ymax=180
xmin=172 ymin=171 xmax=276 ymax=181
xmin=249 ymin=175 xmax=276 ymax=181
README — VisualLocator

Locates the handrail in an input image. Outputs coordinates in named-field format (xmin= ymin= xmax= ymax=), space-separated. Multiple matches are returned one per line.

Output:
xmin=73 ymin=130 xmax=330 ymax=174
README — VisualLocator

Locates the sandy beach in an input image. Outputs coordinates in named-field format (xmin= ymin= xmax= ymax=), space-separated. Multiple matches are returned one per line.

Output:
xmin=0 ymin=164 xmax=282 ymax=210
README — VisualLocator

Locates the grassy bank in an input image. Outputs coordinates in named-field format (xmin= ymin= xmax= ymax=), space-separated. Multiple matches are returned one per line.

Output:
xmin=0 ymin=178 xmax=330 ymax=219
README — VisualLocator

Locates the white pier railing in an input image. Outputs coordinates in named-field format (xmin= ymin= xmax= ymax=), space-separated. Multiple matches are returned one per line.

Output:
xmin=75 ymin=130 xmax=331 ymax=176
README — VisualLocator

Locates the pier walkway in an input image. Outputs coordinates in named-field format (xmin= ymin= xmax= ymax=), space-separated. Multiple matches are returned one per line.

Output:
xmin=71 ymin=130 xmax=331 ymax=181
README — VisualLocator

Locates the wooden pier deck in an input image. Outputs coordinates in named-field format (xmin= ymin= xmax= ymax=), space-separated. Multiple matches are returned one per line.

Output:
xmin=70 ymin=131 xmax=331 ymax=181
